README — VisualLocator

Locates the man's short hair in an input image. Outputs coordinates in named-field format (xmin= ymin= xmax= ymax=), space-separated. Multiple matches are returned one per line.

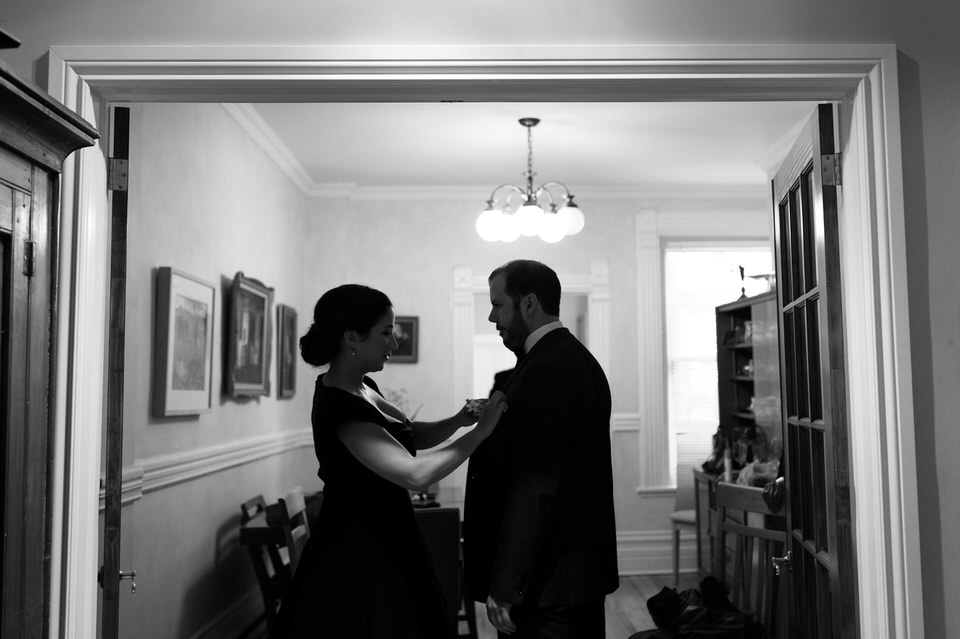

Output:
xmin=489 ymin=260 xmax=561 ymax=316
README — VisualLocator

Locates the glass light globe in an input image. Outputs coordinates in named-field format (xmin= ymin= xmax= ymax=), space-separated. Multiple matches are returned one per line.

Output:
xmin=557 ymin=202 xmax=584 ymax=235
xmin=476 ymin=208 xmax=504 ymax=242
xmin=515 ymin=203 xmax=544 ymax=237
xmin=538 ymin=212 xmax=567 ymax=243
xmin=498 ymin=212 xmax=520 ymax=242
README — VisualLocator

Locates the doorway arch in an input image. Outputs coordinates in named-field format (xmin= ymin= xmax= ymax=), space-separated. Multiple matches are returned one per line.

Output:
xmin=45 ymin=44 xmax=918 ymax=639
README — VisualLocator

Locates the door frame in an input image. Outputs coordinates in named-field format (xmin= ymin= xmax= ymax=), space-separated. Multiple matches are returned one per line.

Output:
xmin=42 ymin=44 xmax=918 ymax=639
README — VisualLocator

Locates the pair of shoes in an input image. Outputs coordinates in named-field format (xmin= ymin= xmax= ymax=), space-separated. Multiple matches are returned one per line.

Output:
xmin=647 ymin=587 xmax=708 ymax=633
xmin=699 ymin=577 xmax=738 ymax=613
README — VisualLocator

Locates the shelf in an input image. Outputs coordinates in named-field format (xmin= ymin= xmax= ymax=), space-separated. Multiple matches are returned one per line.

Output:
xmin=733 ymin=376 xmax=755 ymax=382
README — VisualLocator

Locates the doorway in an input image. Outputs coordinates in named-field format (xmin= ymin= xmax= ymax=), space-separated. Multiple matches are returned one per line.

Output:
xmin=47 ymin=45 xmax=919 ymax=639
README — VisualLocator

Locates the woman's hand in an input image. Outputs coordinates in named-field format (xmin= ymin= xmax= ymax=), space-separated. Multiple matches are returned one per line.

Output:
xmin=474 ymin=391 xmax=507 ymax=439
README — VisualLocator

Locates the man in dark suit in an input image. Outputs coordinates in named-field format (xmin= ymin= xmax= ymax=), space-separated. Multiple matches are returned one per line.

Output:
xmin=464 ymin=260 xmax=618 ymax=638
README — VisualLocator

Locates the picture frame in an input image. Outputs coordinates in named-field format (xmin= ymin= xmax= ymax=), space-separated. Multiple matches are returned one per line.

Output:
xmin=276 ymin=304 xmax=297 ymax=398
xmin=226 ymin=271 xmax=273 ymax=397
xmin=152 ymin=267 xmax=216 ymax=417
xmin=391 ymin=316 xmax=419 ymax=363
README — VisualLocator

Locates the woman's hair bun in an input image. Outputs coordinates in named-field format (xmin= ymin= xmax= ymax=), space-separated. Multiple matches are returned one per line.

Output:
xmin=299 ymin=284 xmax=392 ymax=367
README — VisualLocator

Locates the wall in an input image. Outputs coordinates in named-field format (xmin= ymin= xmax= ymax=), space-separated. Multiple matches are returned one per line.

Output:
xmin=115 ymin=102 xmax=322 ymax=639
xmin=1 ymin=1 xmax=958 ymax=636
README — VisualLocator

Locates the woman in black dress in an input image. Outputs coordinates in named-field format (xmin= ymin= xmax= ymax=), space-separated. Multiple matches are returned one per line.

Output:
xmin=270 ymin=284 xmax=507 ymax=639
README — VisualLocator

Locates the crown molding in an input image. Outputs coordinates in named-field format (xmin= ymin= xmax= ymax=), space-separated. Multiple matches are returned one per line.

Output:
xmin=221 ymin=103 xmax=315 ymax=193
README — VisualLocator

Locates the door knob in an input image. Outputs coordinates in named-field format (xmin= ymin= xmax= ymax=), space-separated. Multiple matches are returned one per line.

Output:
xmin=97 ymin=567 xmax=138 ymax=593
xmin=772 ymin=551 xmax=792 ymax=576
xmin=119 ymin=569 xmax=137 ymax=593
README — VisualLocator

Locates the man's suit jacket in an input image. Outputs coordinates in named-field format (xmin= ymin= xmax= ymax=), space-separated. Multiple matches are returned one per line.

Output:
xmin=463 ymin=327 xmax=619 ymax=608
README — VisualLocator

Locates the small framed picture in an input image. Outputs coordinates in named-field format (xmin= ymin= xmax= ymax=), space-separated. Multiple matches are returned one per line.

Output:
xmin=276 ymin=304 xmax=297 ymax=398
xmin=152 ymin=267 xmax=215 ymax=417
xmin=226 ymin=271 xmax=273 ymax=397
xmin=391 ymin=316 xmax=419 ymax=364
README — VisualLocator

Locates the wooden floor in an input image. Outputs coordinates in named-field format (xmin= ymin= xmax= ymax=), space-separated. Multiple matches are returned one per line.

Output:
xmin=471 ymin=573 xmax=701 ymax=639
xmin=243 ymin=573 xmax=700 ymax=638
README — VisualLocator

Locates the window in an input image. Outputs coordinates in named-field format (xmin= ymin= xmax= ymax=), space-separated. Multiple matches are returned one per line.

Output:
xmin=663 ymin=244 xmax=773 ymax=483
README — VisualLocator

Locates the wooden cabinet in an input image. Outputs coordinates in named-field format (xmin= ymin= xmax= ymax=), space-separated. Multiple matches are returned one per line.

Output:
xmin=715 ymin=291 xmax=782 ymax=465
xmin=0 ymin=59 xmax=97 ymax=638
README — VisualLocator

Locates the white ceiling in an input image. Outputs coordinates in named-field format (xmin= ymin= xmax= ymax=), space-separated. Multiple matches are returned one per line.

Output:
xmin=240 ymin=101 xmax=819 ymax=196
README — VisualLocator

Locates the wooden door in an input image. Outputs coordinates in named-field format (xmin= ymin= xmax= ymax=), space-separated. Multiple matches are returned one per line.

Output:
xmin=772 ymin=103 xmax=858 ymax=639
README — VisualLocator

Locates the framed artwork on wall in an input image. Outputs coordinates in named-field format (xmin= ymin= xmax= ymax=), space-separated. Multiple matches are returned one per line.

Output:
xmin=391 ymin=316 xmax=419 ymax=363
xmin=277 ymin=304 xmax=297 ymax=398
xmin=152 ymin=267 xmax=216 ymax=417
xmin=226 ymin=271 xmax=273 ymax=397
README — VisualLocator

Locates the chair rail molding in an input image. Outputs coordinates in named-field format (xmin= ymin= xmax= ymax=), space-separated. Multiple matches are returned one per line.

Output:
xmin=96 ymin=428 xmax=314 ymax=510
xmin=46 ymin=43 xmax=919 ymax=639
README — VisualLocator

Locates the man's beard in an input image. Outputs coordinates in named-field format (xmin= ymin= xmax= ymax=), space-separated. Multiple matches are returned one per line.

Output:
xmin=501 ymin=311 xmax=528 ymax=355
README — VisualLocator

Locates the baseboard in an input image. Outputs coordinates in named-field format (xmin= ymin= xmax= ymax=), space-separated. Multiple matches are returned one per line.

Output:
xmin=617 ymin=530 xmax=699 ymax=576
xmin=188 ymin=588 xmax=264 ymax=639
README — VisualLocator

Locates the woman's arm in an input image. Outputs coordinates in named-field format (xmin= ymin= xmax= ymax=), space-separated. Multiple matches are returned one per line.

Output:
xmin=408 ymin=403 xmax=477 ymax=449
xmin=339 ymin=392 xmax=506 ymax=492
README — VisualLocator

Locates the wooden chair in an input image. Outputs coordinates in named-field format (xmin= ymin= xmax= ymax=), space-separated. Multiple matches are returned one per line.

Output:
xmin=714 ymin=482 xmax=787 ymax=635
xmin=670 ymin=432 xmax=706 ymax=587
xmin=240 ymin=494 xmax=267 ymax=524
xmin=240 ymin=494 xmax=291 ymax=632
xmin=278 ymin=486 xmax=311 ymax=575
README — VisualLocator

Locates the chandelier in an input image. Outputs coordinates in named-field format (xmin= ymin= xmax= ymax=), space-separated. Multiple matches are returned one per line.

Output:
xmin=475 ymin=117 xmax=585 ymax=243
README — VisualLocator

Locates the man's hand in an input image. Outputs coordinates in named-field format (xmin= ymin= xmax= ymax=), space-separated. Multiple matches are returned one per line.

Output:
xmin=485 ymin=595 xmax=517 ymax=635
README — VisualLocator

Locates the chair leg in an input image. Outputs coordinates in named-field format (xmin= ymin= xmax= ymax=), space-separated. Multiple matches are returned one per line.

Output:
xmin=673 ymin=525 xmax=681 ymax=588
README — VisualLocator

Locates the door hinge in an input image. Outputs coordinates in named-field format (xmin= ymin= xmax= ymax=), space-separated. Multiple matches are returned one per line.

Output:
xmin=107 ymin=158 xmax=129 ymax=192
xmin=821 ymin=153 xmax=842 ymax=187
xmin=23 ymin=240 xmax=36 ymax=277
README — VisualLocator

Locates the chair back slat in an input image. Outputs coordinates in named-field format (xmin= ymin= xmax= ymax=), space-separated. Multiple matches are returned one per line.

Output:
xmin=278 ymin=486 xmax=311 ymax=575
xmin=240 ymin=494 xmax=267 ymax=523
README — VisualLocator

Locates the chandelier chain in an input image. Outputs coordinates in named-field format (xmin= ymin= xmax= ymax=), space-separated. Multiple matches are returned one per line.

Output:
xmin=526 ymin=124 xmax=535 ymax=197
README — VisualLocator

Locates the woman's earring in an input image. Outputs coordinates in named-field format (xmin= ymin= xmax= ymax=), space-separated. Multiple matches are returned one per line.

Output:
xmin=351 ymin=348 xmax=357 ymax=357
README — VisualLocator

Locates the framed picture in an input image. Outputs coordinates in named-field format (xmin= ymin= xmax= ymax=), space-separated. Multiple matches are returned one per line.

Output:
xmin=226 ymin=271 xmax=273 ymax=397
xmin=391 ymin=316 xmax=419 ymax=363
xmin=276 ymin=304 xmax=297 ymax=398
xmin=152 ymin=267 xmax=215 ymax=417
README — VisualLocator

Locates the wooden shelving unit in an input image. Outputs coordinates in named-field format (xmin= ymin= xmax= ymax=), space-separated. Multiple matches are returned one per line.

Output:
xmin=715 ymin=291 xmax=782 ymax=464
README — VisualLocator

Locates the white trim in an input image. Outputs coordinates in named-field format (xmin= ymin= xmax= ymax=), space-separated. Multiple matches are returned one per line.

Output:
xmin=96 ymin=429 xmax=313 ymax=509
xmin=616 ymin=530 xmax=697 ymax=576
xmin=611 ymin=413 xmax=642 ymax=433
xmin=48 ymin=61 xmax=110 ymax=639
xmin=140 ymin=429 xmax=313 ymax=495
xmin=837 ymin=52 xmax=922 ymax=639
xmin=635 ymin=210 xmax=668 ymax=488
xmin=47 ymin=48 xmax=72 ymax=639
xmin=45 ymin=44 xmax=919 ymax=639
xmin=328 ymin=184 xmax=769 ymax=202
